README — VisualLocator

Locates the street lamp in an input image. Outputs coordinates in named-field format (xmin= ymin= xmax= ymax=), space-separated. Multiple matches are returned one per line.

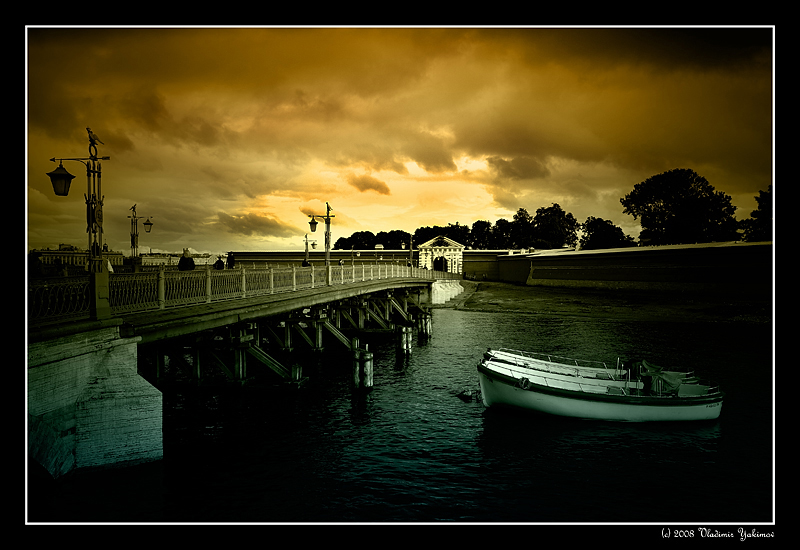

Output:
xmin=307 ymin=202 xmax=335 ymax=285
xmin=46 ymin=127 xmax=111 ymax=319
xmin=46 ymin=162 xmax=76 ymax=196
xmin=128 ymin=205 xmax=154 ymax=267
xmin=303 ymin=234 xmax=317 ymax=266
xmin=351 ymin=245 xmax=360 ymax=266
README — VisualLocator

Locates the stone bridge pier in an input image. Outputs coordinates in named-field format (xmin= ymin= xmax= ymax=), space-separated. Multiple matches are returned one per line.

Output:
xmin=28 ymin=319 xmax=163 ymax=479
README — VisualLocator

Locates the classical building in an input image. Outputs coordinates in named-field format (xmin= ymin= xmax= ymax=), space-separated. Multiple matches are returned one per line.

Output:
xmin=29 ymin=244 xmax=124 ymax=275
xmin=417 ymin=236 xmax=465 ymax=273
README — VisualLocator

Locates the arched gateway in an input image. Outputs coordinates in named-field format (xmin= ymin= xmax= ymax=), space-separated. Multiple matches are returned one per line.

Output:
xmin=418 ymin=235 xmax=465 ymax=274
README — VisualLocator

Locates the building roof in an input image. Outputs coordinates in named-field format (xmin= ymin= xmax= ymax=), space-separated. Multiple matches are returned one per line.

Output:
xmin=417 ymin=235 xmax=466 ymax=249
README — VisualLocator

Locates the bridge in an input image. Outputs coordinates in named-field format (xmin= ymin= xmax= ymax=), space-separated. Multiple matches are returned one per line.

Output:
xmin=27 ymin=264 xmax=464 ymax=479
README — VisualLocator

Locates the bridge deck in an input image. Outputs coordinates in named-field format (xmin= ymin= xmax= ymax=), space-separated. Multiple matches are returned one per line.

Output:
xmin=116 ymin=277 xmax=431 ymax=344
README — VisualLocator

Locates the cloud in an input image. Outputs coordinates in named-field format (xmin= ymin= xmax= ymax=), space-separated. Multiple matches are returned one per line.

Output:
xmin=330 ymin=143 xmax=409 ymax=175
xmin=400 ymin=131 xmax=458 ymax=173
xmin=26 ymin=27 xmax=773 ymax=253
xmin=345 ymin=173 xmax=391 ymax=195
xmin=215 ymin=211 xmax=297 ymax=237
xmin=486 ymin=155 xmax=550 ymax=181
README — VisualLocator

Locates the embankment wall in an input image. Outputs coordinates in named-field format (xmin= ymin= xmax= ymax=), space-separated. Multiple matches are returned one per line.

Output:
xmin=521 ymin=242 xmax=772 ymax=295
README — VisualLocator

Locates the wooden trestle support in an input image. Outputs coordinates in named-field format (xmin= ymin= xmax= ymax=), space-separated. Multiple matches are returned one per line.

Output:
xmin=139 ymin=289 xmax=432 ymax=389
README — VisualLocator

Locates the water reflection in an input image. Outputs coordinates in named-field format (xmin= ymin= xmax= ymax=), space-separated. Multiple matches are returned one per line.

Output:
xmin=479 ymin=408 xmax=722 ymax=465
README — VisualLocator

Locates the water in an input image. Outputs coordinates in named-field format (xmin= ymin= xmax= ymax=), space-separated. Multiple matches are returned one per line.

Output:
xmin=28 ymin=308 xmax=773 ymax=524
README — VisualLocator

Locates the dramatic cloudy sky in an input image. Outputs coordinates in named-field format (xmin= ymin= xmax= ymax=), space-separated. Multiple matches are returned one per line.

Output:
xmin=26 ymin=27 xmax=773 ymax=256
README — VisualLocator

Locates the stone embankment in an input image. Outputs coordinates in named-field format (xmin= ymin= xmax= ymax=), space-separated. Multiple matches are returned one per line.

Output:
xmin=434 ymin=281 xmax=771 ymax=324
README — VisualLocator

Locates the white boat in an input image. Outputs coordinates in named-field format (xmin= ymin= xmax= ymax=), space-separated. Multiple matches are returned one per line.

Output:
xmin=477 ymin=348 xmax=723 ymax=422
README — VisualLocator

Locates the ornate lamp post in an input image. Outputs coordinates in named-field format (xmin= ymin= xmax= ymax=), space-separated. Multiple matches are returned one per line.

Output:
xmin=128 ymin=204 xmax=153 ymax=272
xmin=308 ymin=202 xmax=334 ymax=285
xmin=46 ymin=128 xmax=111 ymax=319
xmin=402 ymin=236 xmax=413 ymax=267
xmin=303 ymin=234 xmax=317 ymax=266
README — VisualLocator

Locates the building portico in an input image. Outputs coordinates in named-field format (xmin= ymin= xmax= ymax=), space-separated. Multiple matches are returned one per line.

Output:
xmin=417 ymin=236 xmax=465 ymax=274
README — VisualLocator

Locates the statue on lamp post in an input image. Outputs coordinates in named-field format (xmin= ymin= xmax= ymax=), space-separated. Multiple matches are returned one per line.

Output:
xmin=46 ymin=128 xmax=112 ymax=319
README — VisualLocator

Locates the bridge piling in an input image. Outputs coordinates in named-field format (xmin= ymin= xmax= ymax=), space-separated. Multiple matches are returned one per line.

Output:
xmin=292 ymin=362 xmax=303 ymax=382
xmin=417 ymin=312 xmax=432 ymax=339
xmin=362 ymin=349 xmax=373 ymax=387
xmin=350 ymin=336 xmax=374 ymax=389
xmin=352 ymin=347 xmax=361 ymax=388
xmin=397 ymin=326 xmax=412 ymax=354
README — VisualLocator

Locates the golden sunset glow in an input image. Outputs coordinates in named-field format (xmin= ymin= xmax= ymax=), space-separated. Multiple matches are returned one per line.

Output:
xmin=26 ymin=27 xmax=773 ymax=255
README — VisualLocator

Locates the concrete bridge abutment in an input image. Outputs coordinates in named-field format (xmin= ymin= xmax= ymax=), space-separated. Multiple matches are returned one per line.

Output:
xmin=28 ymin=319 xmax=163 ymax=479
xmin=430 ymin=280 xmax=464 ymax=305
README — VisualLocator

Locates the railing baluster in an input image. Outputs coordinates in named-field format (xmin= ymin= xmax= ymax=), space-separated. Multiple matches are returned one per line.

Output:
xmin=158 ymin=266 xmax=165 ymax=309
xmin=205 ymin=265 xmax=212 ymax=303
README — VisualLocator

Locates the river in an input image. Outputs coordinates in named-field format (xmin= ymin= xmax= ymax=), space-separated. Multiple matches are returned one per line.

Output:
xmin=28 ymin=292 xmax=774 ymax=524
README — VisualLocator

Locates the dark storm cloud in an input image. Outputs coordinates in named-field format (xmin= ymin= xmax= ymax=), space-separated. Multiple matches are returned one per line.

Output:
xmin=401 ymin=131 xmax=458 ymax=173
xmin=345 ymin=173 xmax=391 ymax=195
xmin=216 ymin=212 xmax=297 ymax=237
xmin=331 ymin=144 xmax=409 ymax=175
xmin=486 ymin=156 xmax=550 ymax=181
xmin=500 ymin=27 xmax=772 ymax=72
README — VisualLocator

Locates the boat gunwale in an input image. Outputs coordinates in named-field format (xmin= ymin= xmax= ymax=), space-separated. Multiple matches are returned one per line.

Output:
xmin=488 ymin=347 xmax=696 ymax=374
xmin=491 ymin=347 xmax=618 ymax=372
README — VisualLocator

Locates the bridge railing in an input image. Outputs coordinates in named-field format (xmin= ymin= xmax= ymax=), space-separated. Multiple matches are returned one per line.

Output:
xmin=27 ymin=276 xmax=92 ymax=321
xmin=28 ymin=264 xmax=461 ymax=322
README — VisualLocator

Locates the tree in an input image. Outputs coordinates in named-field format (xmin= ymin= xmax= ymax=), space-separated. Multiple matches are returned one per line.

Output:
xmin=375 ymin=229 xmax=412 ymax=249
xmin=334 ymin=230 xmax=376 ymax=250
xmin=470 ymin=220 xmax=492 ymax=249
xmin=490 ymin=218 xmax=513 ymax=249
xmin=740 ymin=185 xmax=772 ymax=242
xmin=413 ymin=223 xmax=470 ymax=247
xmin=532 ymin=203 xmax=579 ymax=248
xmin=511 ymin=208 xmax=535 ymax=249
xmin=620 ymin=168 xmax=739 ymax=245
xmin=579 ymin=217 xmax=636 ymax=250
xmin=391 ymin=229 xmax=413 ymax=249
xmin=446 ymin=222 xmax=471 ymax=246
xmin=413 ymin=226 xmax=443 ymax=248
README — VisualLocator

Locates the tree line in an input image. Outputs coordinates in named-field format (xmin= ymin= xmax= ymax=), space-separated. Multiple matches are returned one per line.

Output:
xmin=334 ymin=169 xmax=772 ymax=251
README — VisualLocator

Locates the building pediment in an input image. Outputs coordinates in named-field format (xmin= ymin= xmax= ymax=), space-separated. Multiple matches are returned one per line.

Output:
xmin=418 ymin=235 xmax=466 ymax=249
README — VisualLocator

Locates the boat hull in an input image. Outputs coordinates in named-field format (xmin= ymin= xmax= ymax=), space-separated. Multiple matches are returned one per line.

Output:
xmin=478 ymin=364 xmax=723 ymax=422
